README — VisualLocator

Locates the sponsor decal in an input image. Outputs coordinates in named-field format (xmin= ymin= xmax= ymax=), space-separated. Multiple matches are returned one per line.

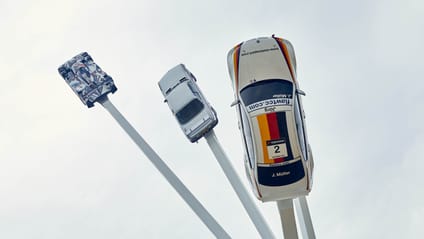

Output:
xmin=246 ymin=98 xmax=291 ymax=113
xmin=241 ymin=47 xmax=280 ymax=56
xmin=272 ymin=171 xmax=290 ymax=177
xmin=265 ymin=106 xmax=276 ymax=112
xmin=272 ymin=94 xmax=292 ymax=98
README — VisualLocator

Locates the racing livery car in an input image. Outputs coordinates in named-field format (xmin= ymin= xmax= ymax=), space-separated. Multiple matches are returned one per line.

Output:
xmin=227 ymin=36 xmax=314 ymax=202
xmin=58 ymin=52 xmax=117 ymax=108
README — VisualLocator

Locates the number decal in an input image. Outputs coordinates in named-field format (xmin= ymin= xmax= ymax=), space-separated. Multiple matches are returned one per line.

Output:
xmin=274 ymin=145 xmax=280 ymax=154
xmin=267 ymin=140 xmax=288 ymax=160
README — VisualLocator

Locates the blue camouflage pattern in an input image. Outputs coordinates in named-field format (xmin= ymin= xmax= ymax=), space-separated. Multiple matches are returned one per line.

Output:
xmin=58 ymin=52 xmax=117 ymax=108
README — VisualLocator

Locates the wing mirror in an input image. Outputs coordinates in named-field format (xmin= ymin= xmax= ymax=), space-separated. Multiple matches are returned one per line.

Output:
xmin=296 ymin=89 xmax=306 ymax=96
xmin=230 ymin=99 xmax=240 ymax=107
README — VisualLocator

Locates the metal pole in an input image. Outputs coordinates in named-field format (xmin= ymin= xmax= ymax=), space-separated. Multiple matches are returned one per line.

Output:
xmin=205 ymin=130 xmax=275 ymax=239
xmin=294 ymin=196 xmax=315 ymax=239
xmin=277 ymin=199 xmax=299 ymax=239
xmin=99 ymin=98 xmax=230 ymax=239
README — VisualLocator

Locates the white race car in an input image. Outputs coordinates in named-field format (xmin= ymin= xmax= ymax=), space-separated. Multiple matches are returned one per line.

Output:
xmin=159 ymin=64 xmax=218 ymax=143
xmin=227 ymin=36 xmax=314 ymax=202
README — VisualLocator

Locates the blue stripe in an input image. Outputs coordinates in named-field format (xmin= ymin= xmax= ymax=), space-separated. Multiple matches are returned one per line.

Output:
xmin=257 ymin=159 xmax=305 ymax=186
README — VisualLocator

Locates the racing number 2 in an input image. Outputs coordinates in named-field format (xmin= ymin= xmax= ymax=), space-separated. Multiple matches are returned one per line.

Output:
xmin=267 ymin=142 xmax=288 ymax=159
xmin=274 ymin=145 xmax=281 ymax=154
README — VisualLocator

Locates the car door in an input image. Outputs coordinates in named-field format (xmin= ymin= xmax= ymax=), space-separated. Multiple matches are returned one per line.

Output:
xmin=293 ymin=94 xmax=308 ymax=161
xmin=238 ymin=105 xmax=256 ymax=169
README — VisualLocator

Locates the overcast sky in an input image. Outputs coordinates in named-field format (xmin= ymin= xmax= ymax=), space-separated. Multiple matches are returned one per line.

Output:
xmin=1 ymin=0 xmax=423 ymax=238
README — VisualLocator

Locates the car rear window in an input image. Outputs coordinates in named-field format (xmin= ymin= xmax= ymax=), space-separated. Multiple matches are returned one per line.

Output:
xmin=176 ymin=99 xmax=205 ymax=124
xmin=240 ymin=79 xmax=293 ymax=106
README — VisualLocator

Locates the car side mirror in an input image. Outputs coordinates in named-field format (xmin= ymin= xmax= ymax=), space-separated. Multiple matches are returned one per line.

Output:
xmin=230 ymin=99 xmax=240 ymax=107
xmin=296 ymin=89 xmax=306 ymax=96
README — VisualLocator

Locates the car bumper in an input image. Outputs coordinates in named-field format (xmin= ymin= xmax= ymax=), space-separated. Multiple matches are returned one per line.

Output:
xmin=256 ymin=158 xmax=311 ymax=202
xmin=185 ymin=117 xmax=218 ymax=142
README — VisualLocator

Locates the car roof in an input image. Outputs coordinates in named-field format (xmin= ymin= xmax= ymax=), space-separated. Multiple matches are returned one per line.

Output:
xmin=166 ymin=82 xmax=197 ymax=111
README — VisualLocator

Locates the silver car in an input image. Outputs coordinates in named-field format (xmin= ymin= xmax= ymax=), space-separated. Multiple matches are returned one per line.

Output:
xmin=159 ymin=64 xmax=218 ymax=142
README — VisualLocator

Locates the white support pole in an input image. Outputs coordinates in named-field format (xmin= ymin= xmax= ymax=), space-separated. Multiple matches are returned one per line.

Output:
xmin=205 ymin=130 xmax=275 ymax=239
xmin=99 ymin=98 xmax=230 ymax=239
xmin=277 ymin=199 xmax=299 ymax=239
xmin=294 ymin=196 xmax=316 ymax=239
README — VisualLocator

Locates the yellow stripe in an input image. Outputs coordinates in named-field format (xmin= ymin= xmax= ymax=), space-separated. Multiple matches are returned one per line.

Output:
xmin=257 ymin=114 xmax=272 ymax=164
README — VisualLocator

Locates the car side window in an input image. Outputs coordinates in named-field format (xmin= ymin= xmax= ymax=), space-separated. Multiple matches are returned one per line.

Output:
xmin=294 ymin=95 xmax=307 ymax=160
xmin=239 ymin=105 xmax=255 ymax=168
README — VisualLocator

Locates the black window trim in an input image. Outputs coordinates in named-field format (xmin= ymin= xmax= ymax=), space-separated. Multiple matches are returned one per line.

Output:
xmin=239 ymin=79 xmax=294 ymax=107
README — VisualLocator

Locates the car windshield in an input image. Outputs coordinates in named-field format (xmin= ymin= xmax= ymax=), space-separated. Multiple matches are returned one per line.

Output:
xmin=176 ymin=99 xmax=205 ymax=125
xmin=240 ymin=79 xmax=293 ymax=108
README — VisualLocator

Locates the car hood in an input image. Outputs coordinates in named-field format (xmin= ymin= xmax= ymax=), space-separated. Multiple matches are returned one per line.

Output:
xmin=227 ymin=37 xmax=296 ymax=93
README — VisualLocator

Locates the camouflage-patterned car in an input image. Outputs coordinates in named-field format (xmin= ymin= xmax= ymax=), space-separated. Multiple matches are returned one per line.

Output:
xmin=58 ymin=52 xmax=117 ymax=107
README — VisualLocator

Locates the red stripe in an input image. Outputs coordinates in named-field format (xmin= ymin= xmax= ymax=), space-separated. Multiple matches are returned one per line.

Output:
xmin=267 ymin=113 xmax=286 ymax=163
xmin=266 ymin=113 xmax=280 ymax=139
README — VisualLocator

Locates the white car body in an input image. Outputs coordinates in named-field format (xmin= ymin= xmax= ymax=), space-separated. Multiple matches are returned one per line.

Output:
xmin=227 ymin=36 xmax=314 ymax=202
xmin=159 ymin=64 xmax=218 ymax=142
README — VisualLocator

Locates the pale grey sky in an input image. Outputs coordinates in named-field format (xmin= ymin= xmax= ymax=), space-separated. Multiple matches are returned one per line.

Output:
xmin=1 ymin=0 xmax=423 ymax=238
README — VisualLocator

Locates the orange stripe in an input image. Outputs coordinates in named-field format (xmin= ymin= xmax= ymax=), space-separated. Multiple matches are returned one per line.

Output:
xmin=276 ymin=38 xmax=296 ymax=85
xmin=257 ymin=114 xmax=273 ymax=164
